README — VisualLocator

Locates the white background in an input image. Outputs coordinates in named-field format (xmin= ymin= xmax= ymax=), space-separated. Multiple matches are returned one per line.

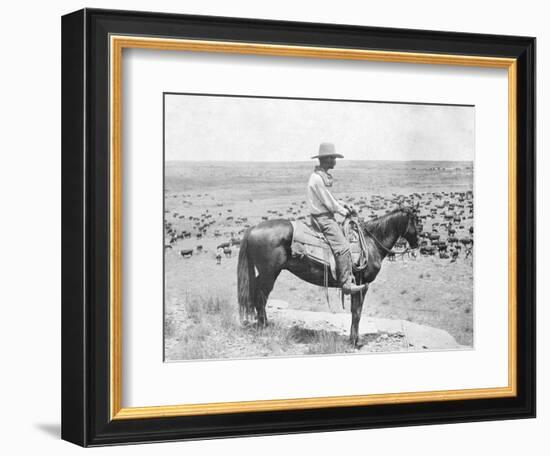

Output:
xmin=0 ymin=0 xmax=545 ymax=455
xmin=124 ymin=51 xmax=508 ymax=407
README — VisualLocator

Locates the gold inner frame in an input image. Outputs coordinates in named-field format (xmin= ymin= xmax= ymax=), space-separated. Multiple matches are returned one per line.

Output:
xmin=109 ymin=35 xmax=517 ymax=420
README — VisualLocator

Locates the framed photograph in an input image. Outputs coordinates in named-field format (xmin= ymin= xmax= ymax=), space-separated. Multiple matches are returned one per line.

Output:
xmin=61 ymin=8 xmax=535 ymax=447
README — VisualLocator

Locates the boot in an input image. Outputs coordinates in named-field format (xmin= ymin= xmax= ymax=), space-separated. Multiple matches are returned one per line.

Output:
xmin=335 ymin=251 xmax=366 ymax=295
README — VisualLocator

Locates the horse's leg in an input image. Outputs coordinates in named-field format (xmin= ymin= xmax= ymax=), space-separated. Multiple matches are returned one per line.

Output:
xmin=350 ymin=288 xmax=368 ymax=347
xmin=255 ymin=272 xmax=280 ymax=328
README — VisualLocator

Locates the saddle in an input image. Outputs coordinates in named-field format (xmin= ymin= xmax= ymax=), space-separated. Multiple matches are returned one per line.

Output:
xmin=290 ymin=218 xmax=368 ymax=280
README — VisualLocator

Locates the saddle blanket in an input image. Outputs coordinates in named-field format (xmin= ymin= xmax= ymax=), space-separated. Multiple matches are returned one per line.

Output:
xmin=290 ymin=221 xmax=365 ymax=280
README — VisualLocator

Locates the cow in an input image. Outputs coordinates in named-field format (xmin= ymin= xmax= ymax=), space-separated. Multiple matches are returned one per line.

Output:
xmin=429 ymin=233 xmax=440 ymax=242
xmin=450 ymin=250 xmax=459 ymax=262
xmin=179 ymin=249 xmax=193 ymax=258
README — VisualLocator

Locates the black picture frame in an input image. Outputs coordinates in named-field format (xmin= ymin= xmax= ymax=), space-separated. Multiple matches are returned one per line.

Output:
xmin=62 ymin=8 xmax=535 ymax=447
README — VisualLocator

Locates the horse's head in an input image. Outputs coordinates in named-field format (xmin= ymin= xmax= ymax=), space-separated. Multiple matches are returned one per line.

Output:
xmin=401 ymin=204 xmax=421 ymax=249
xmin=361 ymin=203 xmax=421 ymax=253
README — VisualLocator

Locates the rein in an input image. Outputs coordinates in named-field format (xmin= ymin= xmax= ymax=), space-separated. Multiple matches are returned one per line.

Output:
xmin=360 ymin=223 xmax=395 ymax=255
xmin=358 ymin=211 xmax=415 ymax=257
xmin=344 ymin=218 xmax=369 ymax=271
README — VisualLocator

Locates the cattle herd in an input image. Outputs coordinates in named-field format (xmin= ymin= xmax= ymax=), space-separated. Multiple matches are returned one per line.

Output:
xmin=164 ymin=189 xmax=474 ymax=265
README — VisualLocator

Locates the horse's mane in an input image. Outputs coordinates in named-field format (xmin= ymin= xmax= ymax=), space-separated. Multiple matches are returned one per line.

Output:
xmin=360 ymin=207 xmax=410 ymax=237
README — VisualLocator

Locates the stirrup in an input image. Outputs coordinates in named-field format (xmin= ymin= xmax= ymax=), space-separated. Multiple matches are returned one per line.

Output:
xmin=342 ymin=282 xmax=367 ymax=295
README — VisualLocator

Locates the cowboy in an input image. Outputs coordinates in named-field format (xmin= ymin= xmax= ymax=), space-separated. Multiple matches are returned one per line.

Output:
xmin=307 ymin=142 xmax=366 ymax=295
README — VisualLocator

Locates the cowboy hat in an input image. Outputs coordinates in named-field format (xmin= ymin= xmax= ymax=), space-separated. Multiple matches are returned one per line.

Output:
xmin=311 ymin=142 xmax=344 ymax=159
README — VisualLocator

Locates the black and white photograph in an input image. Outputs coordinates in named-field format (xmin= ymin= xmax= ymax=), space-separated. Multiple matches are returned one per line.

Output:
xmin=163 ymin=93 xmax=475 ymax=361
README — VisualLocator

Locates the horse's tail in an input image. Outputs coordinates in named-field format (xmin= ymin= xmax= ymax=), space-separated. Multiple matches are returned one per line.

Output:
xmin=237 ymin=228 xmax=256 ymax=322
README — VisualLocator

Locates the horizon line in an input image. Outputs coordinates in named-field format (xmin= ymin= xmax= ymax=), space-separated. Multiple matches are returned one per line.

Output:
xmin=165 ymin=159 xmax=474 ymax=163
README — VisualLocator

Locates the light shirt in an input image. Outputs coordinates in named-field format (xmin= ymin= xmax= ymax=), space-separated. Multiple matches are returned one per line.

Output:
xmin=307 ymin=172 xmax=347 ymax=216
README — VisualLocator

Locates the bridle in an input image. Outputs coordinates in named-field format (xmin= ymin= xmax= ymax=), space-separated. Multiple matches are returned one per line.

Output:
xmin=357 ymin=208 xmax=419 ymax=255
xmin=362 ymin=225 xmax=394 ymax=255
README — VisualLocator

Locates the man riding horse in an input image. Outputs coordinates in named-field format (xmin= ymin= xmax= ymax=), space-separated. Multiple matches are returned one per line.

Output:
xmin=307 ymin=142 xmax=366 ymax=295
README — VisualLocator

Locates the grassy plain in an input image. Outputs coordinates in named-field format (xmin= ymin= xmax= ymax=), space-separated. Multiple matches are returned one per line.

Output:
xmin=164 ymin=160 xmax=473 ymax=361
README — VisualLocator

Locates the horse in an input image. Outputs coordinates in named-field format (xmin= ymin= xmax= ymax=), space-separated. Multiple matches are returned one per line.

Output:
xmin=237 ymin=207 xmax=420 ymax=347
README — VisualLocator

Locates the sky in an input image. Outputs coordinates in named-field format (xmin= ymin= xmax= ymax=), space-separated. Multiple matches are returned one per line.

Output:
xmin=165 ymin=94 xmax=474 ymax=162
